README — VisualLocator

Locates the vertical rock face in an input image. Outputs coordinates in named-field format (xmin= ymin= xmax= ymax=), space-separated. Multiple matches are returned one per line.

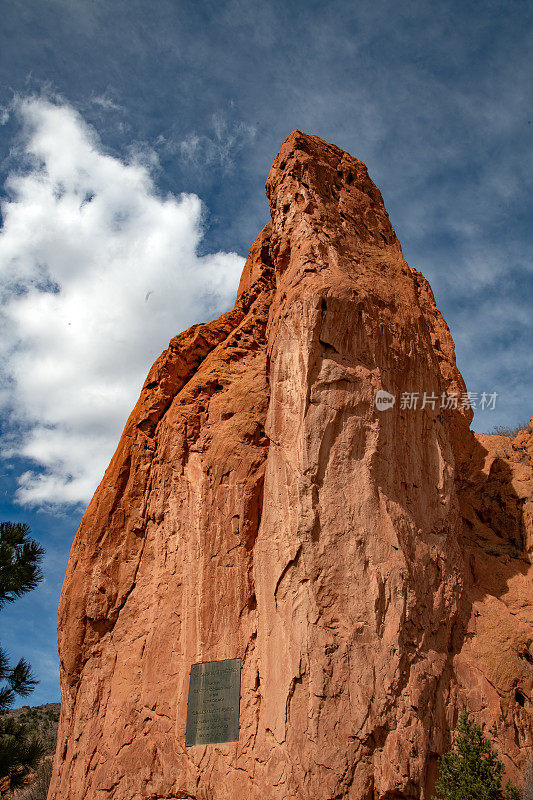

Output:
xmin=49 ymin=133 xmax=533 ymax=800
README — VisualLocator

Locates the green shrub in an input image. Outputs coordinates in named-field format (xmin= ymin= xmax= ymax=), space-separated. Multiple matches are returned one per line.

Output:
xmin=433 ymin=710 xmax=519 ymax=800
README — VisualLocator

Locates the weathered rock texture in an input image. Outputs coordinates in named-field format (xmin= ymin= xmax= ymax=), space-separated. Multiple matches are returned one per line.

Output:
xmin=49 ymin=132 xmax=533 ymax=800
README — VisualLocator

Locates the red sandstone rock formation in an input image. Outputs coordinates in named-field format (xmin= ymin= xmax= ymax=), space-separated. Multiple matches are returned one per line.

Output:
xmin=48 ymin=132 xmax=533 ymax=800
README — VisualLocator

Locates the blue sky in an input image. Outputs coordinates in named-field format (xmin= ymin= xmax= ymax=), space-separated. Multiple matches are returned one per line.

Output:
xmin=0 ymin=0 xmax=531 ymax=704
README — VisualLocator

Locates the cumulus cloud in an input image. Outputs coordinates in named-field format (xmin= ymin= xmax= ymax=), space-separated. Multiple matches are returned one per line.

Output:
xmin=0 ymin=97 xmax=244 ymax=507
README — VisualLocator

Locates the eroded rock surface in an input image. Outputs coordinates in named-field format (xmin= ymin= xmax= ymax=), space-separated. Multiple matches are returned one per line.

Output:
xmin=49 ymin=132 xmax=532 ymax=800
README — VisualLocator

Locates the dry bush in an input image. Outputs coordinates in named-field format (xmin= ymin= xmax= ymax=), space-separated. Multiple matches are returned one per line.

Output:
xmin=13 ymin=760 xmax=52 ymax=800
xmin=523 ymin=760 xmax=533 ymax=800
xmin=488 ymin=421 xmax=531 ymax=438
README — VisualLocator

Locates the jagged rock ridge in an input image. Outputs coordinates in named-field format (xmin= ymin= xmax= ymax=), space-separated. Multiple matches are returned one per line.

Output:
xmin=49 ymin=132 xmax=533 ymax=800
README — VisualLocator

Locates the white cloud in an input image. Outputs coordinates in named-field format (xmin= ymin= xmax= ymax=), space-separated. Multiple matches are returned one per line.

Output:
xmin=0 ymin=97 xmax=244 ymax=507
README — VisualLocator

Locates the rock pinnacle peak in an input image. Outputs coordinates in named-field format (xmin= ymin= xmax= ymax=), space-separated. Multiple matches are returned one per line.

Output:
xmin=48 ymin=134 xmax=532 ymax=800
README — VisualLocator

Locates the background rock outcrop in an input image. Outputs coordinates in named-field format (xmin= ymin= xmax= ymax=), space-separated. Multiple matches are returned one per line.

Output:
xmin=49 ymin=132 xmax=532 ymax=800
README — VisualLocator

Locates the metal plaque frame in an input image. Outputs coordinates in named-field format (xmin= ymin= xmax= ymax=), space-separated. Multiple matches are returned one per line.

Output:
xmin=185 ymin=658 xmax=241 ymax=746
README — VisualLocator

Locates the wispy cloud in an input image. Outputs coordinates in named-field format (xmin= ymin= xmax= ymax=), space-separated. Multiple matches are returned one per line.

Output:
xmin=0 ymin=97 xmax=244 ymax=507
xmin=89 ymin=92 xmax=123 ymax=113
xmin=174 ymin=111 xmax=256 ymax=170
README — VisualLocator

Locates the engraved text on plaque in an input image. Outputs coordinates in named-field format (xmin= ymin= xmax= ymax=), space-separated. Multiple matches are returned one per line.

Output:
xmin=185 ymin=658 xmax=241 ymax=746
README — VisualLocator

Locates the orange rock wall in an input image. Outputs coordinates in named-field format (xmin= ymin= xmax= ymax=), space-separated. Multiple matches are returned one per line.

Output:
xmin=49 ymin=132 xmax=532 ymax=800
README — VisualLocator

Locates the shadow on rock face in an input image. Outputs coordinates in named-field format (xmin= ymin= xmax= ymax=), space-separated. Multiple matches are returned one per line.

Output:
xmin=447 ymin=428 xmax=533 ymax=793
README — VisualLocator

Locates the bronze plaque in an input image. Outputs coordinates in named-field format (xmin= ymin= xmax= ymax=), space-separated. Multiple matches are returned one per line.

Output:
xmin=185 ymin=658 xmax=241 ymax=746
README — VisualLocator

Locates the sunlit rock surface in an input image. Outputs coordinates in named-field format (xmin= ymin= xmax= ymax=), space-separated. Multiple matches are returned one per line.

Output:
xmin=49 ymin=132 xmax=532 ymax=800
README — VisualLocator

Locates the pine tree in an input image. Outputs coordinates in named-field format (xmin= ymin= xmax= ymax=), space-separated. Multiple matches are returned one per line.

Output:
xmin=0 ymin=522 xmax=45 ymax=794
xmin=433 ymin=710 xmax=519 ymax=800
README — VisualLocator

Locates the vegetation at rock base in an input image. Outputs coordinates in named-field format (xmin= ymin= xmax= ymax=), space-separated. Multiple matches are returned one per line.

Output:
xmin=433 ymin=710 xmax=519 ymax=800
xmin=0 ymin=705 xmax=59 ymax=798
xmin=0 ymin=522 xmax=45 ymax=795
xmin=5 ymin=705 xmax=60 ymax=760
xmin=522 ymin=761 xmax=533 ymax=800
xmin=10 ymin=758 xmax=52 ymax=800
xmin=488 ymin=421 xmax=532 ymax=438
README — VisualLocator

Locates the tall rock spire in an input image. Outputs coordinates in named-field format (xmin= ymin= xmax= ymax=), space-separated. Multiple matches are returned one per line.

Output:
xmin=49 ymin=132 xmax=532 ymax=800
